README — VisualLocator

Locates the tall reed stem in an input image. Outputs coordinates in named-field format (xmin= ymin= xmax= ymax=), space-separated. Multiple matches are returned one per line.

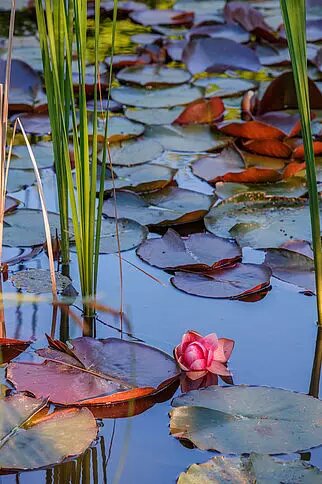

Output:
xmin=281 ymin=0 xmax=322 ymax=325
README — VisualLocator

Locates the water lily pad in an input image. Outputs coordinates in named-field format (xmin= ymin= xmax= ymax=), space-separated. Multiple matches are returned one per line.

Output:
xmin=130 ymin=8 xmax=194 ymax=26
xmin=0 ymin=339 xmax=31 ymax=364
xmin=125 ymin=107 xmax=184 ymax=125
xmin=6 ymin=169 xmax=36 ymax=193
xmin=13 ymin=113 xmax=51 ymax=136
xmin=174 ymin=98 xmax=224 ymax=125
xmin=11 ymin=269 xmax=73 ymax=294
xmin=171 ymin=263 xmax=271 ymax=299
xmin=215 ymin=177 xmax=308 ymax=199
xmin=103 ymin=187 xmax=213 ymax=226
xmin=108 ymin=138 xmax=163 ymax=166
xmin=116 ymin=65 xmax=191 ymax=87
xmin=205 ymin=192 xmax=316 ymax=248
xmin=10 ymin=142 xmax=54 ymax=170
xmin=193 ymin=77 xmax=257 ymax=98
xmin=92 ymin=115 xmax=145 ymax=142
xmin=178 ymin=454 xmax=322 ymax=484
xmin=170 ymin=385 xmax=322 ymax=454
xmin=0 ymin=393 xmax=97 ymax=471
xmin=72 ymin=217 xmax=147 ymax=254
xmin=187 ymin=23 xmax=250 ymax=43
xmin=183 ymin=38 xmax=261 ymax=75
xmin=265 ymin=248 xmax=315 ymax=292
xmin=174 ymin=0 xmax=224 ymax=15
xmin=7 ymin=336 xmax=180 ymax=408
xmin=3 ymin=209 xmax=62 ymax=247
xmin=137 ymin=229 xmax=241 ymax=270
xmin=111 ymin=85 xmax=203 ymax=108
xmin=145 ymin=125 xmax=231 ymax=152
xmin=99 ymin=164 xmax=175 ymax=193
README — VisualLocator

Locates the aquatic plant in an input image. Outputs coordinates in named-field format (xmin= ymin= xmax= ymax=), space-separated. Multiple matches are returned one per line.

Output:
xmin=35 ymin=0 xmax=118 ymax=320
xmin=280 ymin=0 xmax=322 ymax=325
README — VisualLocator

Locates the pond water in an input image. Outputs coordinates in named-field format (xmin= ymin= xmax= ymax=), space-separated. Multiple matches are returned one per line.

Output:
xmin=1 ymin=0 xmax=322 ymax=482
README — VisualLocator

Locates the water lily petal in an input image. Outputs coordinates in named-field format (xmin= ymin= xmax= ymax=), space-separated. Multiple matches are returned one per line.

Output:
xmin=184 ymin=343 xmax=206 ymax=366
xmin=200 ymin=333 xmax=219 ymax=352
xmin=190 ymin=358 xmax=207 ymax=371
xmin=180 ymin=330 xmax=202 ymax=353
xmin=186 ymin=369 xmax=208 ymax=380
xmin=207 ymin=360 xmax=231 ymax=376
xmin=213 ymin=338 xmax=235 ymax=363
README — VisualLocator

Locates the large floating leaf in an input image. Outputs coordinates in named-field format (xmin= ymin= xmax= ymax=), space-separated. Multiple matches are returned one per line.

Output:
xmin=182 ymin=38 xmax=261 ymax=75
xmin=10 ymin=142 xmax=54 ymax=170
xmin=205 ymin=192 xmax=316 ymax=248
xmin=7 ymin=336 xmax=180 ymax=409
xmin=72 ymin=217 xmax=147 ymax=254
xmin=10 ymin=269 xmax=73 ymax=294
xmin=193 ymin=76 xmax=257 ymax=98
xmin=170 ymin=386 xmax=322 ymax=454
xmin=111 ymin=85 xmax=203 ymax=108
xmin=3 ymin=209 xmax=62 ymax=247
xmin=94 ymin=115 xmax=145 ymax=142
xmin=116 ymin=65 xmax=191 ymax=87
xmin=103 ymin=188 xmax=213 ymax=226
xmin=0 ymin=339 xmax=30 ymax=364
xmin=130 ymin=8 xmax=194 ymax=26
xmin=108 ymin=138 xmax=163 ymax=166
xmin=136 ymin=229 xmax=241 ymax=270
xmin=171 ymin=263 xmax=271 ymax=299
xmin=187 ymin=23 xmax=250 ymax=43
xmin=174 ymin=98 xmax=224 ymax=125
xmin=215 ymin=177 xmax=307 ymax=199
xmin=145 ymin=125 xmax=231 ymax=152
xmin=265 ymin=248 xmax=315 ymax=292
xmin=6 ymin=169 xmax=36 ymax=193
xmin=99 ymin=164 xmax=175 ymax=193
xmin=125 ymin=107 xmax=184 ymax=125
xmin=178 ymin=454 xmax=322 ymax=484
xmin=0 ymin=394 xmax=97 ymax=471
xmin=13 ymin=113 xmax=51 ymax=136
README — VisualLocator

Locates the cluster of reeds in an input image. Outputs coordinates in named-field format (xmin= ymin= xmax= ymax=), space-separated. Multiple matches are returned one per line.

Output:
xmin=35 ymin=0 xmax=118 ymax=321
xmin=281 ymin=0 xmax=322 ymax=326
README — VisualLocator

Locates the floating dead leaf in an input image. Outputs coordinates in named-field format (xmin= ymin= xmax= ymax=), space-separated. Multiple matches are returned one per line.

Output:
xmin=171 ymin=263 xmax=271 ymax=299
xmin=292 ymin=140 xmax=322 ymax=159
xmin=182 ymin=37 xmax=261 ymax=75
xmin=265 ymin=248 xmax=315 ymax=292
xmin=103 ymin=187 xmax=213 ymax=226
xmin=0 ymin=393 xmax=97 ymax=471
xmin=242 ymin=138 xmax=292 ymax=158
xmin=136 ymin=229 xmax=241 ymax=271
xmin=224 ymin=1 xmax=277 ymax=41
xmin=0 ymin=339 xmax=30 ymax=364
xmin=174 ymin=97 xmax=224 ymax=125
xmin=7 ymin=336 xmax=180 ymax=412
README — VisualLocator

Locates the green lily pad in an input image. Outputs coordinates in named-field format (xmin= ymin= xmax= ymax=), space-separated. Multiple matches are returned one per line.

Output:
xmin=125 ymin=107 xmax=184 ymax=125
xmin=265 ymin=248 xmax=315 ymax=292
xmin=10 ymin=142 xmax=54 ymax=170
xmin=7 ymin=169 xmax=36 ymax=193
xmin=205 ymin=192 xmax=316 ymax=248
xmin=215 ymin=177 xmax=308 ymax=200
xmin=116 ymin=65 xmax=191 ymax=87
xmin=103 ymin=187 xmax=213 ymax=226
xmin=10 ymin=269 xmax=73 ymax=294
xmin=88 ymin=115 xmax=145 ymax=143
xmin=178 ymin=454 xmax=322 ymax=484
xmin=3 ymin=209 xmax=62 ymax=247
xmin=111 ymin=85 xmax=203 ymax=108
xmin=170 ymin=385 xmax=322 ymax=454
xmin=108 ymin=138 xmax=164 ymax=166
xmin=98 ymin=164 xmax=175 ymax=193
xmin=193 ymin=77 xmax=257 ymax=98
xmin=145 ymin=125 xmax=231 ymax=152
xmin=71 ymin=217 xmax=148 ymax=254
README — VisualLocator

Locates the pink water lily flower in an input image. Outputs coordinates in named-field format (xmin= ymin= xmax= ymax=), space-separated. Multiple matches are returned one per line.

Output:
xmin=174 ymin=330 xmax=234 ymax=380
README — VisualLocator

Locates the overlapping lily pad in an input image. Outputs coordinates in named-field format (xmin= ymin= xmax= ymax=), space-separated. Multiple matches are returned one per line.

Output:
xmin=215 ymin=177 xmax=307 ymax=199
xmin=6 ymin=169 xmax=36 ymax=193
xmin=193 ymin=76 xmax=257 ymax=98
xmin=94 ymin=115 xmax=145 ymax=142
xmin=111 ymin=85 xmax=203 ymax=108
xmin=170 ymin=385 xmax=322 ymax=454
xmin=205 ymin=193 xmax=316 ymax=248
xmin=108 ymin=138 xmax=163 ymax=166
xmin=137 ymin=229 xmax=241 ymax=271
xmin=10 ymin=142 xmax=54 ymax=170
xmin=178 ymin=454 xmax=322 ymax=484
xmin=103 ymin=187 xmax=213 ymax=226
xmin=125 ymin=107 xmax=184 ymax=125
xmin=116 ymin=65 xmax=191 ymax=87
xmin=0 ymin=393 xmax=97 ymax=471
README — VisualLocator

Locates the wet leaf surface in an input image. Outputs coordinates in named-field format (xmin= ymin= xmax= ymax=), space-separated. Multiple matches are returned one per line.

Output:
xmin=170 ymin=386 xmax=322 ymax=453
xmin=10 ymin=142 xmax=54 ymax=170
xmin=136 ymin=229 xmax=241 ymax=270
xmin=215 ymin=177 xmax=307 ymax=199
xmin=7 ymin=169 xmax=36 ymax=193
xmin=265 ymin=248 xmax=315 ymax=292
xmin=108 ymin=138 xmax=163 ymax=166
xmin=182 ymin=37 xmax=261 ymax=74
xmin=187 ymin=23 xmax=250 ymax=43
xmin=171 ymin=262 xmax=271 ymax=299
xmin=193 ymin=76 xmax=257 ymax=98
xmin=10 ymin=269 xmax=73 ymax=294
xmin=116 ymin=65 xmax=191 ymax=87
xmin=178 ymin=454 xmax=322 ymax=484
xmin=111 ymin=85 xmax=203 ymax=108
xmin=0 ymin=339 xmax=31 ymax=364
xmin=7 ymin=336 xmax=180 ymax=407
xmin=0 ymin=393 xmax=97 ymax=471
xmin=93 ymin=115 xmax=145 ymax=142
xmin=174 ymin=98 xmax=224 ymax=125
xmin=125 ymin=106 xmax=184 ymax=125
xmin=205 ymin=193 xmax=316 ymax=248
xmin=130 ymin=9 xmax=194 ymax=26
xmin=103 ymin=187 xmax=213 ymax=226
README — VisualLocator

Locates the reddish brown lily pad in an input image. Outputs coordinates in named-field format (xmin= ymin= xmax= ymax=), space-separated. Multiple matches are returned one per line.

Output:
xmin=242 ymin=139 xmax=292 ymax=158
xmin=7 ymin=336 xmax=180 ymax=409
xmin=174 ymin=97 xmax=224 ymax=125
xmin=0 ymin=338 xmax=30 ymax=364
xmin=171 ymin=263 xmax=272 ymax=299
xmin=136 ymin=229 xmax=242 ymax=271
